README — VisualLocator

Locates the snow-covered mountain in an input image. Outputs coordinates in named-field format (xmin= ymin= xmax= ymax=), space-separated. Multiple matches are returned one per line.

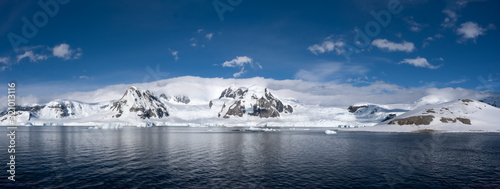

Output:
xmin=363 ymin=99 xmax=500 ymax=132
xmin=0 ymin=87 xmax=171 ymax=126
xmin=212 ymin=85 xmax=293 ymax=118
xmin=1 ymin=76 xmax=499 ymax=132
xmin=110 ymin=86 xmax=169 ymax=119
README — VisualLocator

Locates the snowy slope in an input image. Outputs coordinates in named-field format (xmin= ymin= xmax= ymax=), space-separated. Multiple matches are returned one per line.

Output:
xmin=362 ymin=99 xmax=500 ymax=132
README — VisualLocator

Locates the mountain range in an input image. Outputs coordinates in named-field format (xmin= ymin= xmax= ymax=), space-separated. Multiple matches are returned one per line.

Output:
xmin=1 ymin=76 xmax=499 ymax=132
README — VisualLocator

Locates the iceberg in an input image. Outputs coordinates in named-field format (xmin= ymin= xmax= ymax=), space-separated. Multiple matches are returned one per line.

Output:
xmin=324 ymin=130 xmax=337 ymax=134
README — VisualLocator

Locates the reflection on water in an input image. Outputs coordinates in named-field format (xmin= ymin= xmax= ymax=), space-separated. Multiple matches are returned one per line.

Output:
xmin=0 ymin=126 xmax=499 ymax=188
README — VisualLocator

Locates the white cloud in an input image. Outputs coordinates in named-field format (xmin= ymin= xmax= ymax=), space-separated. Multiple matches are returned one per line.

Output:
xmin=222 ymin=56 xmax=253 ymax=67
xmin=308 ymin=36 xmax=344 ymax=55
xmin=403 ymin=16 xmax=427 ymax=32
xmin=1 ymin=76 xmax=494 ymax=111
xmin=79 ymin=76 xmax=89 ymax=79
xmin=456 ymin=0 xmax=470 ymax=8
xmin=441 ymin=10 xmax=459 ymax=28
xmin=371 ymin=39 xmax=415 ymax=52
xmin=169 ymin=49 xmax=179 ymax=61
xmin=233 ymin=67 xmax=245 ymax=78
xmin=295 ymin=62 xmax=368 ymax=82
xmin=449 ymin=78 xmax=468 ymax=84
xmin=422 ymin=34 xmax=444 ymax=48
xmin=456 ymin=0 xmax=485 ymax=9
xmin=456 ymin=22 xmax=494 ymax=42
xmin=52 ymin=43 xmax=82 ymax=60
xmin=205 ymin=33 xmax=213 ymax=40
xmin=0 ymin=57 xmax=9 ymax=64
xmin=221 ymin=56 xmax=260 ymax=78
xmin=191 ymin=29 xmax=214 ymax=47
xmin=399 ymin=57 xmax=440 ymax=69
xmin=0 ymin=57 xmax=10 ymax=71
xmin=434 ymin=57 xmax=444 ymax=61
xmin=16 ymin=51 xmax=48 ymax=62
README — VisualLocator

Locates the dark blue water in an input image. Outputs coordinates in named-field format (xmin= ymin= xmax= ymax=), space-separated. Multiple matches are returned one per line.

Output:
xmin=0 ymin=126 xmax=499 ymax=188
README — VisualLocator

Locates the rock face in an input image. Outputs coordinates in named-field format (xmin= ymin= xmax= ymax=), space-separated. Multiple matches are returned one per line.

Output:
xmin=159 ymin=94 xmax=191 ymax=104
xmin=173 ymin=95 xmax=191 ymax=104
xmin=381 ymin=114 xmax=396 ymax=122
xmin=214 ymin=85 xmax=293 ymax=118
xmin=110 ymin=87 xmax=169 ymax=119
xmin=223 ymin=100 xmax=245 ymax=118
xmin=389 ymin=115 xmax=435 ymax=125
xmin=219 ymin=85 xmax=248 ymax=99
xmin=440 ymin=117 xmax=471 ymax=125
xmin=348 ymin=105 xmax=368 ymax=113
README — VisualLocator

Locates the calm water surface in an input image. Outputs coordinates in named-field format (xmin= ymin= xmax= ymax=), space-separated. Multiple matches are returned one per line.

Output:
xmin=0 ymin=126 xmax=499 ymax=188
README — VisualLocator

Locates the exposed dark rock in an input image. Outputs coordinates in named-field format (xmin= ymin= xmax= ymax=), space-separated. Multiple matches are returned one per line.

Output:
xmin=381 ymin=114 xmax=396 ymax=122
xmin=218 ymin=86 xmax=293 ymax=119
xmin=219 ymin=87 xmax=248 ymax=99
xmin=461 ymin=99 xmax=473 ymax=103
xmin=348 ymin=105 xmax=368 ymax=113
xmin=47 ymin=103 xmax=69 ymax=117
xmin=110 ymin=87 xmax=169 ymax=119
xmin=284 ymin=105 xmax=293 ymax=113
xmin=218 ymin=103 xmax=226 ymax=118
xmin=209 ymin=100 xmax=213 ymax=109
xmin=249 ymin=97 xmax=280 ymax=118
xmin=440 ymin=117 xmax=471 ymax=125
xmin=111 ymin=100 xmax=125 ymax=118
xmin=223 ymin=100 xmax=245 ymax=118
xmin=456 ymin=117 xmax=471 ymax=125
xmin=173 ymin=95 xmax=190 ymax=104
xmin=388 ymin=115 xmax=435 ymax=125
xmin=425 ymin=109 xmax=436 ymax=114
xmin=159 ymin=94 xmax=168 ymax=100
xmin=440 ymin=117 xmax=456 ymax=123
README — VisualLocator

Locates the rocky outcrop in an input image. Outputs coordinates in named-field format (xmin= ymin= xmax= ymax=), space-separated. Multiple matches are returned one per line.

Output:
xmin=348 ymin=105 xmax=368 ymax=113
xmin=381 ymin=114 xmax=396 ymax=122
xmin=440 ymin=117 xmax=471 ymax=125
xmin=110 ymin=87 xmax=169 ymax=119
xmin=173 ymin=95 xmax=190 ymax=104
xmin=389 ymin=115 xmax=435 ymax=125
xmin=219 ymin=85 xmax=248 ymax=99
xmin=223 ymin=100 xmax=245 ymax=118
xmin=159 ymin=94 xmax=191 ymax=104
xmin=216 ymin=86 xmax=293 ymax=118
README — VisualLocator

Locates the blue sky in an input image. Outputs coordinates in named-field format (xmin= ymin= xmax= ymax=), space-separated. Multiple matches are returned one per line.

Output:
xmin=0 ymin=0 xmax=499 ymax=97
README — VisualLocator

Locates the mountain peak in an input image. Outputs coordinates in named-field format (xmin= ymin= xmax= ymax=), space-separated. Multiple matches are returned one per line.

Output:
xmin=214 ymin=85 xmax=293 ymax=118
xmin=110 ymin=87 xmax=169 ymax=119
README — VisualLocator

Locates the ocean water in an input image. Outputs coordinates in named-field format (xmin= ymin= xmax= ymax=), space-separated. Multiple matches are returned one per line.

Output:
xmin=0 ymin=126 xmax=499 ymax=188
